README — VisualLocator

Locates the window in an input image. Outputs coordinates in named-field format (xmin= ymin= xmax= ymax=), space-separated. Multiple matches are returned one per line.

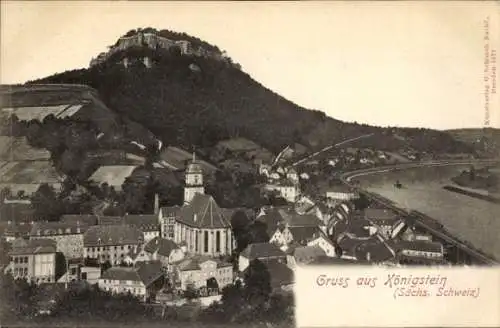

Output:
xmin=195 ymin=232 xmax=199 ymax=252
xmin=121 ymin=246 xmax=124 ymax=250
xmin=204 ymin=231 xmax=209 ymax=253
xmin=14 ymin=257 xmax=18 ymax=264
xmin=216 ymin=231 xmax=220 ymax=252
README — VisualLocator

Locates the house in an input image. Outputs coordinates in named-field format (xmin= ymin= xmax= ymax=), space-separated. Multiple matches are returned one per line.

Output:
xmin=307 ymin=232 xmax=338 ymax=257
xmin=4 ymin=238 xmax=57 ymax=284
xmin=281 ymin=226 xmax=323 ymax=247
xmin=364 ymin=208 xmax=400 ymax=239
xmin=336 ymin=233 xmax=373 ymax=260
xmin=160 ymin=158 xmax=234 ymax=257
xmin=287 ymin=245 xmax=327 ymax=269
xmin=325 ymin=185 xmax=359 ymax=201
xmin=125 ymin=237 xmax=184 ymax=269
xmin=123 ymin=214 xmax=160 ymax=243
xmin=83 ymin=224 xmax=144 ymax=265
xmin=279 ymin=209 xmax=323 ymax=228
xmin=263 ymin=182 xmax=299 ymax=203
xmin=394 ymin=240 xmax=445 ymax=265
xmin=80 ymin=266 xmax=101 ymax=285
xmin=174 ymin=256 xmax=233 ymax=291
xmin=286 ymin=168 xmax=299 ymax=183
xmin=98 ymin=261 xmax=164 ymax=302
xmin=239 ymin=242 xmax=287 ymax=272
xmin=30 ymin=221 xmax=88 ymax=259
xmin=354 ymin=238 xmax=396 ymax=264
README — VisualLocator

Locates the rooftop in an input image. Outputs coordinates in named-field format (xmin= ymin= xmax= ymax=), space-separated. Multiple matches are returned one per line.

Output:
xmin=364 ymin=208 xmax=399 ymax=222
xmin=178 ymin=194 xmax=231 ymax=229
xmin=144 ymin=237 xmax=179 ymax=257
xmin=240 ymin=242 xmax=286 ymax=260
xmin=84 ymin=224 xmax=144 ymax=247
xmin=30 ymin=221 xmax=88 ymax=236
xmin=101 ymin=261 xmax=163 ymax=286
xmin=395 ymin=240 xmax=444 ymax=253
xmin=176 ymin=256 xmax=232 ymax=272
xmin=9 ymin=238 xmax=56 ymax=255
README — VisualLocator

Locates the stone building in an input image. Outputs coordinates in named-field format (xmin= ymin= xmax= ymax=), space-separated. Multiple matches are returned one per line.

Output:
xmin=30 ymin=221 xmax=88 ymax=260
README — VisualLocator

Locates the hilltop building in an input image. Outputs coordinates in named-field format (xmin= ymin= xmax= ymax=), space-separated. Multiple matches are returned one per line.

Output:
xmin=160 ymin=155 xmax=234 ymax=257
xmin=89 ymin=29 xmax=236 ymax=69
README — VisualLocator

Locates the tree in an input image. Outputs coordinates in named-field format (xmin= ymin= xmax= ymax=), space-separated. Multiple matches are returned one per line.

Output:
xmin=0 ymin=187 xmax=12 ymax=201
xmin=31 ymin=183 xmax=61 ymax=221
xmin=184 ymin=283 xmax=198 ymax=301
xmin=243 ymin=259 xmax=272 ymax=308
xmin=101 ymin=260 xmax=112 ymax=274
xmin=248 ymin=221 xmax=270 ymax=244
xmin=230 ymin=210 xmax=251 ymax=252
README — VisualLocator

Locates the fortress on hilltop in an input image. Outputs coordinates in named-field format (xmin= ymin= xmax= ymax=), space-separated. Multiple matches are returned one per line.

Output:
xmin=89 ymin=28 xmax=235 ymax=69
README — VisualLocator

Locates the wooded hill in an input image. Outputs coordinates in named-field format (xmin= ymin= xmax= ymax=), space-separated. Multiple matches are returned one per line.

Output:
xmin=29 ymin=29 xmax=475 ymax=156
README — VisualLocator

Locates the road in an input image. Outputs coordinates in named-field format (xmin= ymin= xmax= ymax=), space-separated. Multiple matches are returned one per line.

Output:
xmin=339 ymin=159 xmax=500 ymax=266
xmin=290 ymin=133 xmax=375 ymax=167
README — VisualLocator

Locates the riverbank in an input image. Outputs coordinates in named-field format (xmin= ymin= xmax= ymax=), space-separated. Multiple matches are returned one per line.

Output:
xmin=443 ymin=185 xmax=500 ymax=204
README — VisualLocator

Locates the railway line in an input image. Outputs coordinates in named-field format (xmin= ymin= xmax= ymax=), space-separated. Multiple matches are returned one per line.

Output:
xmin=339 ymin=159 xmax=500 ymax=266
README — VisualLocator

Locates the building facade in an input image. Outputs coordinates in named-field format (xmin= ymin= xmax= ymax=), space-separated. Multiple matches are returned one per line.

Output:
xmin=98 ymin=262 xmax=164 ymax=302
xmin=5 ymin=239 xmax=57 ymax=284
xmin=175 ymin=257 xmax=233 ymax=291
xmin=83 ymin=225 xmax=144 ymax=265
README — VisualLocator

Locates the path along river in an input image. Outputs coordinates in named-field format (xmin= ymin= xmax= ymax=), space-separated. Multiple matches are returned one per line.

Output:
xmin=355 ymin=164 xmax=500 ymax=261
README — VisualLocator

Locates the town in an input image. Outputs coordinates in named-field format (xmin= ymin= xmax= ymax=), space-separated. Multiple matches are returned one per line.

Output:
xmin=1 ymin=24 xmax=499 ymax=327
xmin=2 ymin=127 xmax=493 ymax=325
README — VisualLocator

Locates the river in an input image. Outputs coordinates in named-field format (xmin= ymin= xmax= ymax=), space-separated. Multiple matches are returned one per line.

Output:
xmin=356 ymin=164 xmax=500 ymax=261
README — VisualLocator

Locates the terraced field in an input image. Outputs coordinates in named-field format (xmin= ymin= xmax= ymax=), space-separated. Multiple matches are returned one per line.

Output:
xmin=0 ymin=136 xmax=50 ymax=161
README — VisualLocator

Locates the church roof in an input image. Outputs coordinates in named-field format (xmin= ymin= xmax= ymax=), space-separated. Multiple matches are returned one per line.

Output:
xmin=178 ymin=193 xmax=231 ymax=229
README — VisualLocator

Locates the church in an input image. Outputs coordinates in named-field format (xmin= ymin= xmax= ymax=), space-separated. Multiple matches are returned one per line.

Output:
xmin=160 ymin=155 xmax=235 ymax=257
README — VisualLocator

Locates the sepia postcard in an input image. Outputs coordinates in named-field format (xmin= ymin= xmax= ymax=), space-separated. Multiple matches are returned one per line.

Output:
xmin=0 ymin=1 xmax=499 ymax=327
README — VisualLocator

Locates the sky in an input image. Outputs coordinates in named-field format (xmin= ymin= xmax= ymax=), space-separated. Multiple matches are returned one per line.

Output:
xmin=1 ymin=1 xmax=499 ymax=130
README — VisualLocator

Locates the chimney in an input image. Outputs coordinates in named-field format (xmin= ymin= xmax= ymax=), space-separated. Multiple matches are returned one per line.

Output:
xmin=154 ymin=193 xmax=159 ymax=215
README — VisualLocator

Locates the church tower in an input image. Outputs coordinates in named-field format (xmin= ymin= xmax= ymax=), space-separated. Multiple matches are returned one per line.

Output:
xmin=184 ymin=153 xmax=205 ymax=204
